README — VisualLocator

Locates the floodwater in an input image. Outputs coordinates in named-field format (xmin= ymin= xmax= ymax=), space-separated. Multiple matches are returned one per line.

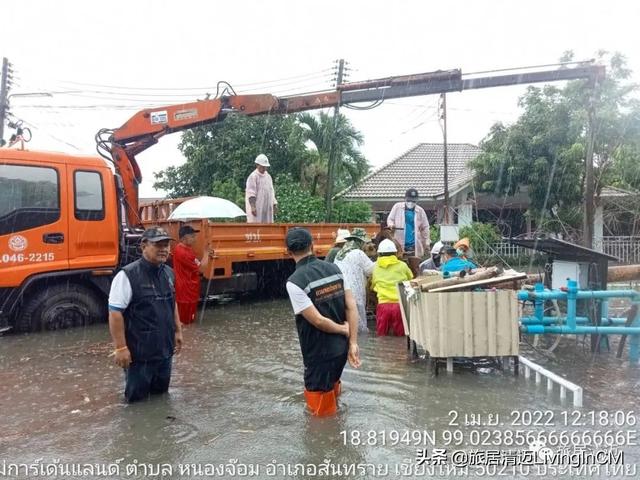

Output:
xmin=2 ymin=297 xmax=640 ymax=479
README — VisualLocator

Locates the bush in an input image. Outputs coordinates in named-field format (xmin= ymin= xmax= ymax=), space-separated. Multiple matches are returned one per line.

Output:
xmin=430 ymin=225 xmax=440 ymax=243
xmin=274 ymin=174 xmax=326 ymax=222
xmin=458 ymin=222 xmax=501 ymax=251
xmin=332 ymin=200 xmax=372 ymax=223
xmin=274 ymin=173 xmax=372 ymax=223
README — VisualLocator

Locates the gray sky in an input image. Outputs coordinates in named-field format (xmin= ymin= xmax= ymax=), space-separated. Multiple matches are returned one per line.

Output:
xmin=2 ymin=0 xmax=638 ymax=197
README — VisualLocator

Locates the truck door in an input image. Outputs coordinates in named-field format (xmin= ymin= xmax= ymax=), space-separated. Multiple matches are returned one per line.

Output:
xmin=67 ymin=167 xmax=119 ymax=269
xmin=0 ymin=161 xmax=69 ymax=289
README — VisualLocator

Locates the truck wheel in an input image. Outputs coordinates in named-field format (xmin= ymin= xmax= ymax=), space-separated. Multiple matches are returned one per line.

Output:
xmin=15 ymin=284 xmax=106 ymax=333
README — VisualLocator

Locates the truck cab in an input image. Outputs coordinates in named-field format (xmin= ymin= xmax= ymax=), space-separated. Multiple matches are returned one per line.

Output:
xmin=0 ymin=149 xmax=119 ymax=332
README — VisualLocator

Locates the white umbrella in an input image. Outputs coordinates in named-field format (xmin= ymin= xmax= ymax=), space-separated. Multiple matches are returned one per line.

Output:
xmin=167 ymin=196 xmax=246 ymax=220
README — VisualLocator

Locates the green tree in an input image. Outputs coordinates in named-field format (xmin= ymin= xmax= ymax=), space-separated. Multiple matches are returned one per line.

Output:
xmin=153 ymin=114 xmax=313 ymax=199
xmin=274 ymin=173 xmax=371 ymax=223
xmin=298 ymin=112 xmax=370 ymax=201
xmin=470 ymin=51 xmax=640 ymax=235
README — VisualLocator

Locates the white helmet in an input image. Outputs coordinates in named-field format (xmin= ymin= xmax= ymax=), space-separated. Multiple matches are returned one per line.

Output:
xmin=255 ymin=153 xmax=270 ymax=167
xmin=431 ymin=240 xmax=444 ymax=255
xmin=377 ymin=239 xmax=397 ymax=254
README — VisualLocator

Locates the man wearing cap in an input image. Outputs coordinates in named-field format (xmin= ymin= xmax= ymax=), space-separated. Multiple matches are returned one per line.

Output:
xmin=386 ymin=188 xmax=431 ymax=261
xmin=324 ymin=228 xmax=350 ymax=263
xmin=245 ymin=153 xmax=277 ymax=223
xmin=108 ymin=227 xmax=183 ymax=403
xmin=173 ymin=225 xmax=212 ymax=325
xmin=285 ymin=227 xmax=361 ymax=416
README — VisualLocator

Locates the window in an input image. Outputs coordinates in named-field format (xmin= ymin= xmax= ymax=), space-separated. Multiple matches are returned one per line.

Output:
xmin=0 ymin=163 xmax=60 ymax=235
xmin=74 ymin=171 xmax=104 ymax=221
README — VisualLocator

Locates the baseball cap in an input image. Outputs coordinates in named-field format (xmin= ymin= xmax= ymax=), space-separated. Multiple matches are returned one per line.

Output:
xmin=405 ymin=188 xmax=419 ymax=199
xmin=286 ymin=227 xmax=313 ymax=252
xmin=141 ymin=227 xmax=174 ymax=242
xmin=179 ymin=225 xmax=200 ymax=238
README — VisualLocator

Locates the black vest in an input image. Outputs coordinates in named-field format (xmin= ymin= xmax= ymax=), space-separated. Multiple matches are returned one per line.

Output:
xmin=122 ymin=257 xmax=176 ymax=362
xmin=287 ymin=255 xmax=348 ymax=365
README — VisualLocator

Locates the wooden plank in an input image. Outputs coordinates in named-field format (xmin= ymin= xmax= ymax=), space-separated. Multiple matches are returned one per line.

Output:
xmin=428 ymin=271 xmax=527 ymax=292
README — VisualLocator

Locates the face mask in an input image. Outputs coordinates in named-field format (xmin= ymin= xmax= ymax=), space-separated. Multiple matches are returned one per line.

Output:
xmin=456 ymin=248 xmax=465 ymax=256
xmin=405 ymin=201 xmax=416 ymax=209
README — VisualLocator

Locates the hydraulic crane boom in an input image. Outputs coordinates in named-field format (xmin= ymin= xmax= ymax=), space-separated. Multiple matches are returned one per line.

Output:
xmin=99 ymin=64 xmax=604 ymax=228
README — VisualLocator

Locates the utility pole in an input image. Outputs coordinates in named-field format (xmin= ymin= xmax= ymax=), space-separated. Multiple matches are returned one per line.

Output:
xmin=325 ymin=58 xmax=345 ymax=222
xmin=439 ymin=93 xmax=450 ymax=224
xmin=583 ymin=99 xmax=596 ymax=249
xmin=0 ymin=57 xmax=11 ymax=146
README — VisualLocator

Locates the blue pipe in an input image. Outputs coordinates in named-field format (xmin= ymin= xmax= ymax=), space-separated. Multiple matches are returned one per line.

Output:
xmin=629 ymin=305 xmax=640 ymax=362
xmin=567 ymin=280 xmax=578 ymax=330
xmin=521 ymin=325 xmax=640 ymax=335
xmin=534 ymin=283 xmax=544 ymax=323
xmin=518 ymin=289 xmax=640 ymax=302
xmin=520 ymin=316 xmax=630 ymax=325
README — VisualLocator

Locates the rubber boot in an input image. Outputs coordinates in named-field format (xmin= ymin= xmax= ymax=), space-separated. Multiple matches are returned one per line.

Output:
xmin=304 ymin=389 xmax=337 ymax=416
xmin=333 ymin=380 xmax=342 ymax=398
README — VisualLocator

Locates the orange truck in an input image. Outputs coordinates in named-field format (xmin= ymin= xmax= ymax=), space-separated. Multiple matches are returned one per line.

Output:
xmin=0 ymin=65 xmax=602 ymax=333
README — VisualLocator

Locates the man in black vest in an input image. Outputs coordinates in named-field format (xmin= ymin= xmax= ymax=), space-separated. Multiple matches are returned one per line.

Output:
xmin=285 ymin=227 xmax=361 ymax=416
xmin=108 ymin=227 xmax=184 ymax=403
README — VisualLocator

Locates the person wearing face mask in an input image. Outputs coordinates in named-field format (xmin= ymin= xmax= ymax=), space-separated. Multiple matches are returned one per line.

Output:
xmin=386 ymin=188 xmax=430 ymax=267
xmin=454 ymin=237 xmax=472 ymax=260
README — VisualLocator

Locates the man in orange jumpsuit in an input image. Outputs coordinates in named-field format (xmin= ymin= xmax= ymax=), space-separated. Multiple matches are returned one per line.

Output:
xmin=173 ymin=225 xmax=210 ymax=324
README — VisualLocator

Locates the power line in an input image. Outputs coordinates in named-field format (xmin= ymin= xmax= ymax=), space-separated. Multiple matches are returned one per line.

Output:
xmin=49 ymin=68 xmax=333 ymax=92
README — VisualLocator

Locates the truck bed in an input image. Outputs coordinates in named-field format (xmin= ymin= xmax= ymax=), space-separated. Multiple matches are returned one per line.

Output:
xmin=140 ymin=198 xmax=378 ymax=281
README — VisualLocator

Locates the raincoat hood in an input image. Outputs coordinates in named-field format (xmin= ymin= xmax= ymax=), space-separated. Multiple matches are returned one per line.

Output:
xmin=377 ymin=255 xmax=401 ymax=269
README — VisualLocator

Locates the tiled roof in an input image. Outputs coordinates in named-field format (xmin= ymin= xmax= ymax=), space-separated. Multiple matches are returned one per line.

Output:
xmin=340 ymin=143 xmax=481 ymax=200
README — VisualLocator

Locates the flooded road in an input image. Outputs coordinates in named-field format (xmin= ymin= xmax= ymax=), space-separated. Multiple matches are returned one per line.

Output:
xmin=2 ymin=297 xmax=640 ymax=479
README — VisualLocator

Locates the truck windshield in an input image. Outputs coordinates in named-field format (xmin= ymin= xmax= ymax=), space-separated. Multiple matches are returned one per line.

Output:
xmin=0 ymin=163 xmax=60 ymax=235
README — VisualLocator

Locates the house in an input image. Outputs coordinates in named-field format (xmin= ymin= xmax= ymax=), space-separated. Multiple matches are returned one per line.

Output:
xmin=339 ymin=143 xmax=638 ymax=247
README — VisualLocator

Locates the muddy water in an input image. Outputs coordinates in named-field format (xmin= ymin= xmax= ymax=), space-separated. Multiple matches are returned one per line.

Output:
xmin=1 ymin=297 xmax=640 ymax=479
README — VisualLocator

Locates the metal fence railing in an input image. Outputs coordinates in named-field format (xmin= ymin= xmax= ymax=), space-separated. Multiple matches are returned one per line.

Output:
xmin=599 ymin=236 xmax=640 ymax=264
xmin=474 ymin=237 xmax=640 ymax=264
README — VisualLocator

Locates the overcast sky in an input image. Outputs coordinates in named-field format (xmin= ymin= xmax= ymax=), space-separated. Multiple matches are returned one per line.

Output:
xmin=2 ymin=0 xmax=638 ymax=197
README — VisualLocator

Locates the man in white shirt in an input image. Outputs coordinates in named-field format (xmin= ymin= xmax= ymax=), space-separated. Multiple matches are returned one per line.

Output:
xmin=108 ymin=227 xmax=183 ymax=402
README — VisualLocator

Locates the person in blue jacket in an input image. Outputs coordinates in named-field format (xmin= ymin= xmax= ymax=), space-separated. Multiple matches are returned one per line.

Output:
xmin=440 ymin=246 xmax=477 ymax=275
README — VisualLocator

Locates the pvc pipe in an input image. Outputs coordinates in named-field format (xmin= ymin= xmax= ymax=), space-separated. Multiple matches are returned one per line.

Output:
xmin=566 ymin=280 xmax=578 ymax=330
xmin=519 ymin=289 xmax=640 ymax=301
xmin=521 ymin=325 xmax=640 ymax=335
xmin=520 ymin=316 xmax=630 ymax=325
xmin=534 ymin=282 xmax=544 ymax=322
xmin=629 ymin=312 xmax=640 ymax=363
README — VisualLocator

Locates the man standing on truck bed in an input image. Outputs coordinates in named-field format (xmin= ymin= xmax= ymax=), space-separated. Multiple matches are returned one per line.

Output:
xmin=245 ymin=153 xmax=277 ymax=223
xmin=285 ymin=227 xmax=361 ymax=416
xmin=173 ymin=225 xmax=211 ymax=325
xmin=107 ymin=227 xmax=183 ymax=403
